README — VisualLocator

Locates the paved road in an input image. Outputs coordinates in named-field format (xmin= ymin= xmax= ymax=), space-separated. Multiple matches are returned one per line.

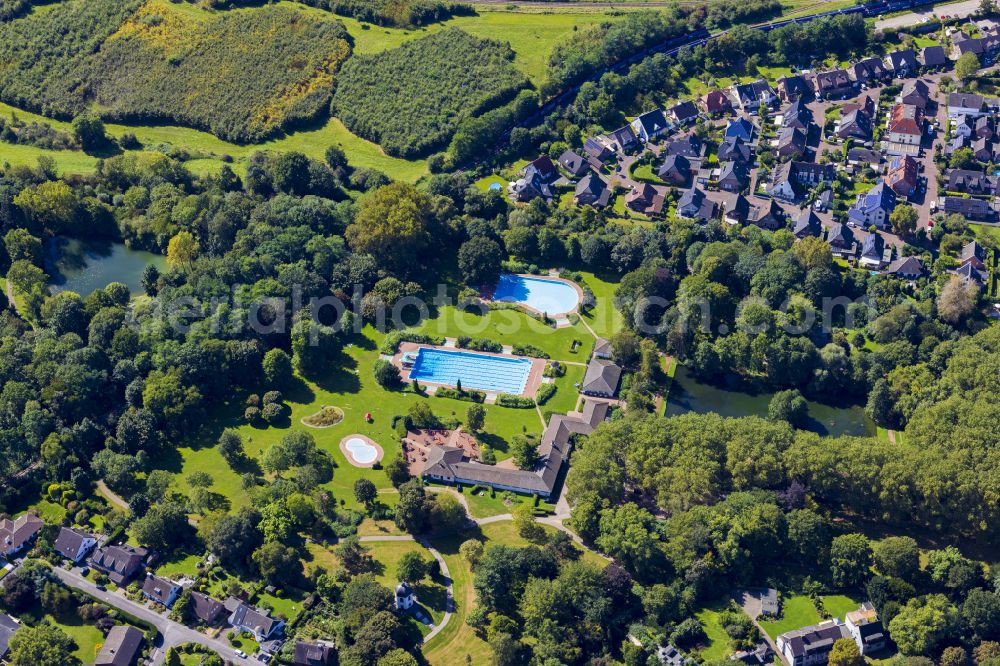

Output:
xmin=50 ymin=567 xmax=234 ymax=666
xmin=875 ymin=0 xmax=978 ymax=29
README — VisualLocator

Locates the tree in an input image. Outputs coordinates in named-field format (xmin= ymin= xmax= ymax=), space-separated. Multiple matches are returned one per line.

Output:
xmin=430 ymin=492 xmax=468 ymax=533
xmin=377 ymin=649 xmax=419 ymax=666
xmin=828 ymin=638 xmax=865 ymax=666
xmin=874 ymin=536 xmax=919 ymax=581
xmin=513 ymin=502 xmax=545 ymax=542
xmin=262 ymin=348 xmax=293 ymax=388
xmin=510 ymin=435 xmax=539 ymax=470
xmin=71 ymin=113 xmax=107 ymax=152
xmin=384 ymin=454 xmax=411 ymax=488
xmin=829 ymin=533 xmax=873 ymax=588
xmin=466 ymin=403 xmax=486 ymax=432
xmin=4 ymin=228 xmax=42 ymax=263
xmin=938 ymin=276 xmax=978 ymax=325
xmin=346 ymin=183 xmax=434 ymax=277
xmin=941 ymin=647 xmax=969 ymax=666
xmin=956 ymin=51 xmax=981 ymax=80
xmin=374 ymin=359 xmax=401 ymax=389
xmin=354 ymin=478 xmax=378 ymax=508
xmin=397 ymin=550 xmax=429 ymax=583
xmin=131 ymin=502 xmax=192 ymax=553
xmin=218 ymin=428 xmax=245 ymax=466
xmin=460 ymin=539 xmax=484 ymax=565
xmin=253 ymin=541 xmax=303 ymax=587
xmin=166 ymin=230 xmax=199 ymax=268
xmin=963 ymin=588 xmax=1000 ymax=640
xmin=595 ymin=503 xmax=659 ymax=575
xmin=980 ymin=0 xmax=997 ymax=16
xmin=890 ymin=204 xmax=919 ymax=237
xmin=270 ymin=152 xmax=312 ymax=195
xmin=458 ymin=237 xmax=503 ymax=286
xmin=866 ymin=378 xmax=894 ymax=428
xmin=888 ymin=594 xmax=959 ymax=655
xmin=395 ymin=479 xmax=430 ymax=533
xmin=787 ymin=509 xmax=830 ymax=565
xmin=209 ymin=508 xmax=263 ymax=569
xmin=951 ymin=147 xmax=977 ymax=170
xmin=6 ymin=624 xmax=80 ymax=666
xmin=768 ymin=389 xmax=809 ymax=428
xmin=792 ymin=236 xmax=833 ymax=271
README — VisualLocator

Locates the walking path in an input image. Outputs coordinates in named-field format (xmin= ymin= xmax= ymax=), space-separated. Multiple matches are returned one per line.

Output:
xmin=96 ymin=480 xmax=130 ymax=513
xmin=51 ymin=567 xmax=235 ymax=666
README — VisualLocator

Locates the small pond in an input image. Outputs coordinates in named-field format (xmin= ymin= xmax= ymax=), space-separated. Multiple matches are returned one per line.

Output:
xmin=665 ymin=365 xmax=875 ymax=437
xmin=45 ymin=237 xmax=167 ymax=296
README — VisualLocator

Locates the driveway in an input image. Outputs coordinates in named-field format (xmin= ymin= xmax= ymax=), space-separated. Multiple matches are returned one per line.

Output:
xmin=50 ymin=567 xmax=235 ymax=665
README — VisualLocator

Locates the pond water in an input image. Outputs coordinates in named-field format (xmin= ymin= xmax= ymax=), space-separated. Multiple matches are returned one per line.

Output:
xmin=45 ymin=237 xmax=167 ymax=296
xmin=665 ymin=365 xmax=875 ymax=438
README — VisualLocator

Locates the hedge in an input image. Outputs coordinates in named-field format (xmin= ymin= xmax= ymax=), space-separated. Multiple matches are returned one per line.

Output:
xmin=435 ymin=387 xmax=486 ymax=403
xmin=456 ymin=336 xmax=503 ymax=353
xmin=496 ymin=394 xmax=535 ymax=408
xmin=512 ymin=343 xmax=550 ymax=359
xmin=379 ymin=331 xmax=445 ymax=354
xmin=535 ymin=383 xmax=557 ymax=405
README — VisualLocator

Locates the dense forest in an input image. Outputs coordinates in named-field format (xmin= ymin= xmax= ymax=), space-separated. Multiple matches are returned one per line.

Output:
xmin=0 ymin=0 xmax=30 ymax=21
xmin=332 ymin=29 xmax=530 ymax=158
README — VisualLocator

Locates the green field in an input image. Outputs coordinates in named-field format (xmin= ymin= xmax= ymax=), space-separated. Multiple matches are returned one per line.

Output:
xmin=695 ymin=602 xmax=735 ymax=661
xmin=760 ymin=593 xmax=862 ymax=640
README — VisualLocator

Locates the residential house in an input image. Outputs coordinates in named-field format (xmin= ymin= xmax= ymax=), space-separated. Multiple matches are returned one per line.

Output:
xmin=815 ymin=188 xmax=833 ymax=212
xmin=884 ymin=49 xmax=919 ymax=77
xmin=940 ymin=195 xmax=995 ymax=220
xmin=658 ymin=644 xmax=686 ymax=666
xmin=191 ymin=591 xmax=225 ymax=625
xmin=94 ymin=625 xmax=143 ymax=666
xmin=849 ymin=181 xmax=896 ymax=230
xmin=837 ymin=108 xmax=873 ymax=141
xmin=730 ymin=80 xmax=776 ymax=112
xmin=954 ymin=114 xmax=978 ymax=138
xmin=718 ymin=161 xmax=749 ymax=193
xmin=667 ymin=133 xmax=704 ymax=158
xmin=0 ymin=514 xmax=43 ymax=558
xmin=768 ymin=161 xmax=836 ymax=201
xmin=141 ymin=573 xmax=181 ymax=608
xmin=900 ymin=79 xmax=930 ymax=109
xmin=520 ymin=155 xmax=557 ymax=182
xmin=574 ymin=172 xmax=611 ymax=208
xmin=782 ymin=100 xmax=812 ymax=130
xmin=827 ymin=223 xmax=856 ymax=257
xmin=676 ymin=187 xmax=717 ymax=222
xmin=0 ymin=613 xmax=20 ymax=661
xmin=748 ymin=199 xmax=784 ymax=230
xmin=90 ymin=544 xmax=147 ymax=586
xmin=812 ymin=69 xmax=853 ymax=99
xmin=668 ymin=101 xmax=699 ymax=126
xmin=294 ymin=640 xmax=337 ymax=666
xmin=658 ymin=154 xmax=691 ymax=185
xmin=920 ymin=45 xmax=948 ymax=69
xmin=760 ymin=588 xmax=781 ymax=616
xmin=608 ymin=125 xmax=638 ymax=152
xmin=948 ymin=92 xmax=985 ymax=118
xmin=700 ymin=90 xmax=732 ymax=116
xmin=557 ymin=149 xmax=589 ymax=177
xmin=860 ymin=234 xmax=887 ymax=269
xmin=951 ymin=29 xmax=1000 ymax=59
xmin=725 ymin=117 xmax=757 ymax=143
xmin=884 ymin=104 xmax=924 ymax=155
xmin=794 ymin=210 xmax=822 ymax=238
xmin=843 ymin=94 xmax=876 ymax=119
xmin=54 ymin=527 xmax=97 ymax=564
xmin=845 ymin=603 xmax=887 ymax=655
xmin=955 ymin=261 xmax=988 ymax=284
xmin=777 ymin=619 xmax=851 ymax=666
xmin=732 ymin=643 xmax=775 ymax=666
xmin=625 ymin=183 xmax=665 ymax=216
xmin=960 ymin=240 xmax=986 ymax=271
xmin=718 ymin=136 xmax=753 ymax=164
xmin=724 ymin=194 xmax=751 ymax=225
xmin=631 ymin=109 xmax=670 ymax=142
xmin=584 ymin=137 xmax=614 ymax=162
xmin=776 ymin=75 xmax=811 ymax=102
xmin=509 ymin=173 xmax=553 ymax=203
xmin=228 ymin=600 xmax=285 ymax=642
xmin=850 ymin=57 xmax=889 ymax=85
xmin=948 ymin=169 xmax=995 ymax=195
xmin=886 ymin=256 xmax=926 ymax=279
xmin=847 ymin=147 xmax=881 ymax=167
xmin=775 ymin=126 xmax=807 ymax=160
xmin=972 ymin=136 xmax=1000 ymax=162
xmin=886 ymin=155 xmax=919 ymax=197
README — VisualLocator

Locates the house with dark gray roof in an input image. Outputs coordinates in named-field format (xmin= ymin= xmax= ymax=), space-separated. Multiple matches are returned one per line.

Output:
xmin=900 ymin=79 xmax=930 ymax=109
xmin=836 ymin=107 xmax=873 ymax=141
xmin=812 ymin=69 xmax=853 ymax=99
xmin=0 ymin=613 xmax=20 ymax=661
xmin=717 ymin=161 xmax=748 ymax=193
xmin=668 ymin=100 xmax=699 ymax=126
xmin=584 ymin=138 xmax=613 ymax=162
xmin=849 ymin=57 xmax=889 ymax=84
xmin=141 ymin=573 xmax=181 ymax=608
xmin=54 ymin=526 xmax=97 ymax=563
xmin=960 ymin=240 xmax=986 ymax=270
xmin=768 ymin=162 xmax=835 ymax=201
xmin=776 ymin=75 xmax=811 ymax=102
xmin=557 ymin=150 xmax=589 ymax=177
xmin=775 ymin=126 xmax=807 ymax=160
xmin=949 ymin=92 xmax=985 ymax=118
xmin=658 ymin=154 xmax=691 ymax=185
xmin=632 ymin=109 xmax=670 ymax=142
xmin=676 ymin=187 xmax=717 ymax=222
xmin=794 ymin=210 xmax=822 ymax=239
xmin=294 ymin=640 xmax=336 ymax=665
xmin=886 ymin=255 xmax=925 ymax=279
xmin=718 ymin=136 xmax=752 ymax=164
xmin=730 ymin=80 xmax=776 ymax=112
xmin=658 ymin=644 xmax=686 ymax=666
xmin=608 ymin=126 xmax=638 ymax=152
xmin=582 ymin=359 xmax=622 ymax=397
xmin=748 ymin=199 xmax=784 ymax=230
xmin=848 ymin=181 xmax=896 ymax=230
xmin=725 ymin=117 xmax=757 ymax=143
xmin=939 ymin=195 xmax=995 ymax=220
xmin=954 ymin=261 xmax=988 ymax=284
xmin=948 ymin=169 xmax=995 ymax=195
xmin=732 ymin=642 xmax=775 ymax=666
xmin=509 ymin=173 xmax=553 ymax=203
xmin=229 ymin=601 xmax=285 ymax=642
xmin=782 ymin=100 xmax=812 ymax=130
xmin=778 ymin=620 xmax=850 ymax=666
xmin=826 ymin=223 xmax=856 ymax=258
xmin=884 ymin=49 xmax=918 ymax=77
xmin=919 ymin=45 xmax=947 ymax=68
xmin=574 ymin=173 xmax=611 ymax=208
xmin=666 ymin=134 xmax=704 ymax=158
xmin=94 ymin=625 xmax=143 ymax=666
xmin=845 ymin=603 xmax=886 ymax=656
xmin=0 ymin=514 xmax=43 ymax=558
xmin=191 ymin=591 xmax=225 ymax=625
xmin=724 ymin=194 xmax=751 ymax=225
xmin=90 ymin=544 xmax=147 ymax=586
xmin=860 ymin=234 xmax=887 ymax=269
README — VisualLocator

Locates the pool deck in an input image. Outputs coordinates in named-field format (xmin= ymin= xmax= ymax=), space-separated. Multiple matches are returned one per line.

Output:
xmin=339 ymin=434 xmax=384 ymax=468
xmin=481 ymin=273 xmax=584 ymax=320
xmin=393 ymin=342 xmax=546 ymax=398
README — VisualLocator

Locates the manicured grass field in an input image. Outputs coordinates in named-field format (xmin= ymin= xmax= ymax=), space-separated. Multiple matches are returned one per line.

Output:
xmin=577 ymin=270 xmax=624 ymax=339
xmin=760 ymin=593 xmax=862 ymax=640
xmin=542 ymin=363 xmax=586 ymax=415
xmin=695 ymin=601 xmax=734 ymax=661
xmin=156 ymin=552 xmax=203 ymax=578
xmin=39 ymin=610 xmax=105 ymax=664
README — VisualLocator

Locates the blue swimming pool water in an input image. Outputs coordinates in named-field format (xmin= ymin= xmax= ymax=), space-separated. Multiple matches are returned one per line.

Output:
xmin=492 ymin=274 xmax=580 ymax=316
xmin=409 ymin=348 xmax=532 ymax=394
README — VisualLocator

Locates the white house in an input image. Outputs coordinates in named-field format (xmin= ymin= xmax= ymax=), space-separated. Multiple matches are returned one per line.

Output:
xmin=53 ymin=527 xmax=97 ymax=564
xmin=395 ymin=582 xmax=416 ymax=611
xmin=631 ymin=109 xmax=670 ymax=143
xmin=777 ymin=620 xmax=850 ymax=666
xmin=845 ymin=603 xmax=887 ymax=655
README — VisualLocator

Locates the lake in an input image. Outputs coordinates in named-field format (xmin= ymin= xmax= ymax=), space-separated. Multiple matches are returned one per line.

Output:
xmin=45 ymin=237 xmax=167 ymax=297
xmin=665 ymin=365 xmax=875 ymax=437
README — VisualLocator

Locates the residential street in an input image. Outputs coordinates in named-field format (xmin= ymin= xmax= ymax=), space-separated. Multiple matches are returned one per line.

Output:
xmin=50 ymin=567 xmax=235 ymax=666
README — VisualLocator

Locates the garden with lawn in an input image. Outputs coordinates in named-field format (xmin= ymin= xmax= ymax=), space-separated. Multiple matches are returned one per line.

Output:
xmin=759 ymin=593 xmax=863 ymax=640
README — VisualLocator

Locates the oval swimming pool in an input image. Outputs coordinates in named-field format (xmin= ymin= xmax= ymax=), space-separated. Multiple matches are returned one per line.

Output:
xmin=345 ymin=437 xmax=379 ymax=464
xmin=491 ymin=274 xmax=580 ymax=316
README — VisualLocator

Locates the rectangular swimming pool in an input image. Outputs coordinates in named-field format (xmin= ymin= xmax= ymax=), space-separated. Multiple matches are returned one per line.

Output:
xmin=408 ymin=347 xmax=532 ymax=395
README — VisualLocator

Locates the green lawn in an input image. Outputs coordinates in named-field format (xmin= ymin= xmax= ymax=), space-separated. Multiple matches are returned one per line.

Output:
xmin=577 ymin=271 xmax=623 ymax=339
xmin=542 ymin=364 xmax=586 ymax=415
xmin=156 ymin=552 xmax=203 ymax=578
xmin=695 ymin=601 xmax=734 ymax=661
xmin=24 ymin=499 xmax=67 ymax=524
xmin=760 ymin=594 xmax=862 ymax=640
